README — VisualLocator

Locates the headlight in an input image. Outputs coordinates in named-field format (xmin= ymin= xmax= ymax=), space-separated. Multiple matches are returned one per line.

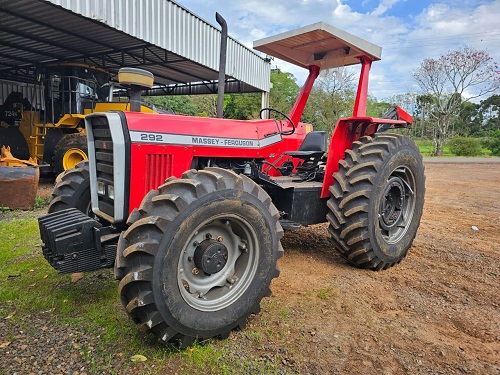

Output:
xmin=108 ymin=185 xmax=114 ymax=200
xmin=97 ymin=181 xmax=106 ymax=195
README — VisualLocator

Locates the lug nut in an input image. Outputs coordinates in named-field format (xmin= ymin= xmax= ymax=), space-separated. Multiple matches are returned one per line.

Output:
xmin=217 ymin=236 xmax=223 ymax=242
xmin=192 ymin=267 xmax=200 ymax=275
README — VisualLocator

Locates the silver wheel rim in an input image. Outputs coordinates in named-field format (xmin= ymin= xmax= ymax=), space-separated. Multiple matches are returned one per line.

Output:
xmin=378 ymin=165 xmax=417 ymax=244
xmin=177 ymin=213 xmax=259 ymax=312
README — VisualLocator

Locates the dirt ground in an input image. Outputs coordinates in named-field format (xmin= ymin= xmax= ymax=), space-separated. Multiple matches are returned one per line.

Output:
xmin=260 ymin=161 xmax=499 ymax=374
xmin=9 ymin=161 xmax=500 ymax=374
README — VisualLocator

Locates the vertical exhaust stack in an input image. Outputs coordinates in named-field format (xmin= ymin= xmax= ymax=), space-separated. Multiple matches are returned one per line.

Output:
xmin=216 ymin=12 xmax=228 ymax=118
xmin=117 ymin=68 xmax=154 ymax=112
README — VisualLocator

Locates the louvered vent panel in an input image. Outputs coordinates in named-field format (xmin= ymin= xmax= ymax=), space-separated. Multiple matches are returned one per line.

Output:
xmin=89 ymin=116 xmax=114 ymax=217
xmin=145 ymin=154 xmax=173 ymax=193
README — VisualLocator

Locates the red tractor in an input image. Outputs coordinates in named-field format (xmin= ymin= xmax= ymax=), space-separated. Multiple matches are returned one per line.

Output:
xmin=39 ymin=22 xmax=425 ymax=346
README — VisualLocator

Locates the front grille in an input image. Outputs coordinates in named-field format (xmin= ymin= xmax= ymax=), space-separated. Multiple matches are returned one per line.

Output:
xmin=145 ymin=153 xmax=173 ymax=193
xmin=89 ymin=116 xmax=114 ymax=217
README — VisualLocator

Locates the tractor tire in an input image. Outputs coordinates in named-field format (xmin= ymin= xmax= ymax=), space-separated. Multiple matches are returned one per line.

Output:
xmin=115 ymin=167 xmax=284 ymax=346
xmin=47 ymin=160 xmax=92 ymax=215
xmin=327 ymin=134 xmax=425 ymax=270
xmin=52 ymin=133 xmax=88 ymax=176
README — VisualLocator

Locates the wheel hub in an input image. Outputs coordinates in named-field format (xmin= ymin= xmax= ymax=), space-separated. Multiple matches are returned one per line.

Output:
xmin=194 ymin=239 xmax=228 ymax=275
xmin=380 ymin=177 xmax=405 ymax=231
xmin=63 ymin=148 xmax=88 ymax=171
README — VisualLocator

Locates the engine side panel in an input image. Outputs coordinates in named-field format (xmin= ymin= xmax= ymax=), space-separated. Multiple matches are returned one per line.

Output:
xmin=124 ymin=112 xmax=310 ymax=212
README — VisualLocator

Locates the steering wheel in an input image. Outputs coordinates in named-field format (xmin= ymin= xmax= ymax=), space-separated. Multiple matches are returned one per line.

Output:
xmin=259 ymin=107 xmax=296 ymax=135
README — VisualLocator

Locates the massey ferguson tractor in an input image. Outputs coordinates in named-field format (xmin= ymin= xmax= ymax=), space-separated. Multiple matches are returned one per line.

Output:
xmin=39 ymin=22 xmax=425 ymax=346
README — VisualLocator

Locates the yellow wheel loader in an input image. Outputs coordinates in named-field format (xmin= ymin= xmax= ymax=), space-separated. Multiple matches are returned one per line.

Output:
xmin=0 ymin=64 xmax=156 ymax=175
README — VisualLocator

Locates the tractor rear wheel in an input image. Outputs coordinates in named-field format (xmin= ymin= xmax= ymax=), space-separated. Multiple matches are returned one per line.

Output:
xmin=327 ymin=134 xmax=425 ymax=270
xmin=115 ymin=167 xmax=283 ymax=346
xmin=52 ymin=133 xmax=88 ymax=176
xmin=48 ymin=160 xmax=92 ymax=215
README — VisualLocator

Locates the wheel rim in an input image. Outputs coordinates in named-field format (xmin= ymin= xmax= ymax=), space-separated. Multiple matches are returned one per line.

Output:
xmin=378 ymin=165 xmax=416 ymax=244
xmin=177 ymin=213 xmax=259 ymax=312
xmin=62 ymin=148 xmax=88 ymax=171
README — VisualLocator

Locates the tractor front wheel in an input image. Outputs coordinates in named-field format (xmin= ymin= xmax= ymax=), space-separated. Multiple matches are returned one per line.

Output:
xmin=47 ymin=160 xmax=91 ymax=215
xmin=115 ymin=167 xmax=283 ymax=346
xmin=52 ymin=133 xmax=88 ymax=176
xmin=327 ymin=134 xmax=425 ymax=270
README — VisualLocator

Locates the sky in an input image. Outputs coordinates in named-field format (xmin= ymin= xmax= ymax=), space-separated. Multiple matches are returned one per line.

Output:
xmin=175 ymin=0 xmax=500 ymax=101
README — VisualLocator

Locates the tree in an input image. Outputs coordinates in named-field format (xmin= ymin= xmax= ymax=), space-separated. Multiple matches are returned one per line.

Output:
xmin=302 ymin=68 xmax=356 ymax=137
xmin=455 ymin=101 xmax=481 ymax=137
xmin=146 ymin=95 xmax=197 ymax=115
xmin=478 ymin=94 xmax=500 ymax=134
xmin=191 ymin=94 xmax=218 ymax=117
xmin=414 ymin=94 xmax=437 ymax=139
xmin=413 ymin=46 xmax=500 ymax=155
xmin=366 ymin=95 xmax=392 ymax=118
xmin=269 ymin=69 xmax=300 ymax=114
xmin=224 ymin=93 xmax=261 ymax=120
xmin=223 ymin=69 xmax=299 ymax=121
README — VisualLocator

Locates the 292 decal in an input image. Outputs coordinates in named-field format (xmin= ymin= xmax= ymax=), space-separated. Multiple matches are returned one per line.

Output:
xmin=140 ymin=133 xmax=163 ymax=142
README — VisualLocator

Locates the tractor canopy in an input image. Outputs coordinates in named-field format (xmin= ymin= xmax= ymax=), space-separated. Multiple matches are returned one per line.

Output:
xmin=253 ymin=22 xmax=382 ymax=70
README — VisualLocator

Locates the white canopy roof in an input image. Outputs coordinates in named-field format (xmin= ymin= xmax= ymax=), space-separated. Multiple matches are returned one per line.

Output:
xmin=253 ymin=22 xmax=382 ymax=70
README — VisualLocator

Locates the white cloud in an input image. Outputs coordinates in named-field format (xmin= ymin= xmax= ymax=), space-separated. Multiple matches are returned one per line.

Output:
xmin=177 ymin=0 xmax=500 ymax=100
xmin=371 ymin=0 xmax=400 ymax=16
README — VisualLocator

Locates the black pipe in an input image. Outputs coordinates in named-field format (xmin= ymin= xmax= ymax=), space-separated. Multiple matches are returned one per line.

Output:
xmin=216 ymin=12 xmax=227 ymax=118
xmin=129 ymin=86 xmax=141 ymax=112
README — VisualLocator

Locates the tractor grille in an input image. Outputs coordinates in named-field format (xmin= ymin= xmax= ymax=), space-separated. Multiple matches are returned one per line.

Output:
xmin=145 ymin=153 xmax=173 ymax=193
xmin=89 ymin=116 xmax=114 ymax=217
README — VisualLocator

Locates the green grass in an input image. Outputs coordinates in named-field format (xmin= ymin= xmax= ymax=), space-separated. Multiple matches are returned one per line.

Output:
xmin=414 ymin=138 xmax=492 ymax=157
xmin=33 ymin=196 xmax=50 ymax=209
xmin=414 ymin=139 xmax=453 ymax=156
xmin=316 ymin=287 xmax=335 ymax=300
xmin=0 ymin=216 xmax=289 ymax=374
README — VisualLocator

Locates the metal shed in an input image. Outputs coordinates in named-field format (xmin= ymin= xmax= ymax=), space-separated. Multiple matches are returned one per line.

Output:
xmin=0 ymin=0 xmax=271 ymax=98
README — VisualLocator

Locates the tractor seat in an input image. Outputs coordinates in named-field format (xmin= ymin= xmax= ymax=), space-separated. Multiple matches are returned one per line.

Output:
xmin=284 ymin=131 xmax=326 ymax=159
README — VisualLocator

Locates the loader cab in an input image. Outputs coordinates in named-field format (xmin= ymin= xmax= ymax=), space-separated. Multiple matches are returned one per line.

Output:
xmin=42 ymin=64 xmax=111 ymax=124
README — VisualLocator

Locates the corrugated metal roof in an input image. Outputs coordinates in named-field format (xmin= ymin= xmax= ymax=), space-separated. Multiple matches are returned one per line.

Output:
xmin=0 ymin=0 xmax=271 ymax=93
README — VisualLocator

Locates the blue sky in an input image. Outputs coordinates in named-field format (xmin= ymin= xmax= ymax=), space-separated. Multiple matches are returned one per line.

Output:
xmin=175 ymin=0 xmax=500 ymax=101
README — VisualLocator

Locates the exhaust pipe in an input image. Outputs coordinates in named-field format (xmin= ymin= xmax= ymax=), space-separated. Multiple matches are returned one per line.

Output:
xmin=216 ymin=12 xmax=227 ymax=118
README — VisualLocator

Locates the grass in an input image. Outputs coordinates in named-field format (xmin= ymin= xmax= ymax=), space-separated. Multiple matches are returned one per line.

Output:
xmin=317 ymin=287 xmax=335 ymax=300
xmin=0 ymin=216 xmax=290 ymax=374
xmin=33 ymin=196 xmax=50 ymax=209
xmin=414 ymin=139 xmax=453 ymax=157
